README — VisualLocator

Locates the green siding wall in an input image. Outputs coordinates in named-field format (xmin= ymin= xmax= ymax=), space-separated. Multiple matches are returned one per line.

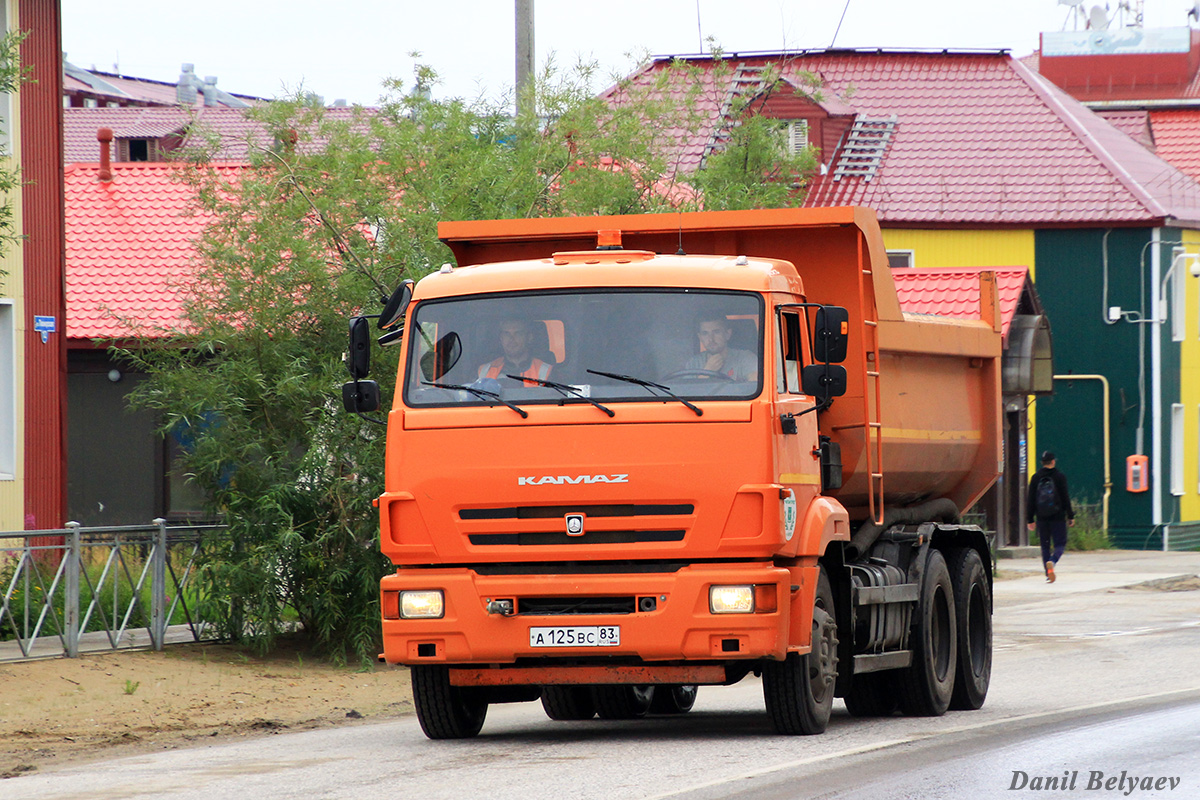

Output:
xmin=1033 ymin=228 xmax=1182 ymax=549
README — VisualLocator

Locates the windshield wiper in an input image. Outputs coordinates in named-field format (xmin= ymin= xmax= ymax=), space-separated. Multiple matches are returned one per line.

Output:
xmin=586 ymin=369 xmax=703 ymax=417
xmin=421 ymin=381 xmax=528 ymax=418
xmin=507 ymin=374 xmax=615 ymax=417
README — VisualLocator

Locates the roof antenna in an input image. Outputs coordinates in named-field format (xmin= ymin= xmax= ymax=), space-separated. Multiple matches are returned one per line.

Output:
xmin=676 ymin=213 xmax=686 ymax=256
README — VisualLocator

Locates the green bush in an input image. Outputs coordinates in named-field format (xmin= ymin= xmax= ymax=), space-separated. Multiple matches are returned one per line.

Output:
xmin=1028 ymin=498 xmax=1110 ymax=551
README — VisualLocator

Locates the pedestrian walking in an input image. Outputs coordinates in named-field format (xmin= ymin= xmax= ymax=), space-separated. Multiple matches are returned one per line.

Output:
xmin=1027 ymin=451 xmax=1075 ymax=582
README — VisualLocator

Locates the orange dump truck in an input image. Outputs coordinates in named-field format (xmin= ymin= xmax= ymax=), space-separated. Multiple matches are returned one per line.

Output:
xmin=343 ymin=207 xmax=999 ymax=739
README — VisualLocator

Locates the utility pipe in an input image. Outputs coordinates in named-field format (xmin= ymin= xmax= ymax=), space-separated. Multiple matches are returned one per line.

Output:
xmin=1052 ymin=374 xmax=1111 ymax=532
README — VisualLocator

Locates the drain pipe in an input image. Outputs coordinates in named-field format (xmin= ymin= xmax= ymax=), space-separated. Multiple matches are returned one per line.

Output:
xmin=1052 ymin=374 xmax=1111 ymax=532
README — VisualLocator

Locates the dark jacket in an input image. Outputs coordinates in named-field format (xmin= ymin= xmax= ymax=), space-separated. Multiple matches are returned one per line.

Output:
xmin=1027 ymin=466 xmax=1074 ymax=523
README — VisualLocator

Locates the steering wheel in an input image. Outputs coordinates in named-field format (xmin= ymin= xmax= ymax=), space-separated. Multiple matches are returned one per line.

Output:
xmin=661 ymin=368 xmax=736 ymax=382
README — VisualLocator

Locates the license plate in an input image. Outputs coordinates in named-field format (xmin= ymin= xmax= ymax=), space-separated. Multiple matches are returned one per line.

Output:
xmin=529 ymin=626 xmax=620 ymax=648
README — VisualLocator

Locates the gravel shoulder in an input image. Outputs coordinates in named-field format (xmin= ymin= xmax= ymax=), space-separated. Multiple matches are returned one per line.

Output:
xmin=0 ymin=638 xmax=413 ymax=780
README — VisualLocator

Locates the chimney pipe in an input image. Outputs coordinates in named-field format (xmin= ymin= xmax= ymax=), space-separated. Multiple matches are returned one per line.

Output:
xmin=177 ymin=63 xmax=198 ymax=105
xmin=203 ymin=76 xmax=218 ymax=107
xmin=98 ymin=127 xmax=113 ymax=182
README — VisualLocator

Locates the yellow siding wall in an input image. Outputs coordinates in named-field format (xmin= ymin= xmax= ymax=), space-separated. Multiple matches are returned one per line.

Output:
xmin=0 ymin=10 xmax=21 ymax=531
xmin=1179 ymin=230 xmax=1200 ymax=521
xmin=881 ymin=229 xmax=1036 ymax=274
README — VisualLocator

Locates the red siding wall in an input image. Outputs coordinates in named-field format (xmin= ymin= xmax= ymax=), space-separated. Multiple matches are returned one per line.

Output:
xmin=20 ymin=0 xmax=66 ymax=529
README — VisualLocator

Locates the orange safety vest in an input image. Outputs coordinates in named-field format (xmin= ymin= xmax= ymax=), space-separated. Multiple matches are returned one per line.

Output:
xmin=479 ymin=357 xmax=552 ymax=382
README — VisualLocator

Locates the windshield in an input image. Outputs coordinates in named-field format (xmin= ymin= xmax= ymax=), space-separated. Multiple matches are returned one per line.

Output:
xmin=403 ymin=289 xmax=763 ymax=410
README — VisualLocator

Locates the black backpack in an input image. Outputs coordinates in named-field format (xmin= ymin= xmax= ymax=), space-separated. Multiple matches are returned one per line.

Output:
xmin=1035 ymin=474 xmax=1061 ymax=517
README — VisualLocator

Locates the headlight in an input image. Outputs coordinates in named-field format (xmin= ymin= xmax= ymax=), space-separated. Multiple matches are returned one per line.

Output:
xmin=709 ymin=585 xmax=754 ymax=614
xmin=400 ymin=590 xmax=445 ymax=619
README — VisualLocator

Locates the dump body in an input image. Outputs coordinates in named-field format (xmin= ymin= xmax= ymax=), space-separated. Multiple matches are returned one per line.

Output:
xmin=370 ymin=207 xmax=1000 ymax=736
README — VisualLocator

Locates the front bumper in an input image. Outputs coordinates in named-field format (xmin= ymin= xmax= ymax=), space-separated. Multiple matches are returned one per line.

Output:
xmin=380 ymin=562 xmax=811 ymax=666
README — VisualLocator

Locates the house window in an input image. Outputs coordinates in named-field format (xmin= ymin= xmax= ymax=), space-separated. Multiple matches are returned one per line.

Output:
xmin=887 ymin=250 xmax=914 ymax=269
xmin=118 ymin=138 xmax=158 ymax=162
xmin=1171 ymin=266 xmax=1186 ymax=342
xmin=1171 ymin=403 xmax=1184 ymax=496
xmin=0 ymin=301 xmax=14 ymax=479
xmin=785 ymin=120 xmax=809 ymax=155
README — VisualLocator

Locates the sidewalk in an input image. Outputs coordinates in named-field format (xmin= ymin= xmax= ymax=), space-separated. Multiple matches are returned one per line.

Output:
xmin=993 ymin=548 xmax=1200 ymax=603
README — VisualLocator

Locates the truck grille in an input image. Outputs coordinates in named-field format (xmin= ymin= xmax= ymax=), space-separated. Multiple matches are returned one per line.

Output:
xmin=459 ymin=503 xmax=693 ymax=520
xmin=469 ymin=530 xmax=685 ymax=546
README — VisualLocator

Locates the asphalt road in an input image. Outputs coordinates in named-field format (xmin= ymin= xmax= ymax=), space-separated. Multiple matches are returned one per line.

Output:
xmin=7 ymin=550 xmax=1200 ymax=800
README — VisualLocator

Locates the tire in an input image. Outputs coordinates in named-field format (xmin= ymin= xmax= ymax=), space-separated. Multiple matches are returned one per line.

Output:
xmin=541 ymin=686 xmax=597 ymax=721
xmin=843 ymin=670 xmax=899 ymax=718
xmin=897 ymin=549 xmax=957 ymax=717
xmin=948 ymin=547 xmax=993 ymax=710
xmin=411 ymin=665 xmax=488 ymax=739
xmin=649 ymin=685 xmax=698 ymax=714
xmin=762 ymin=566 xmax=838 ymax=735
xmin=593 ymin=685 xmax=655 ymax=719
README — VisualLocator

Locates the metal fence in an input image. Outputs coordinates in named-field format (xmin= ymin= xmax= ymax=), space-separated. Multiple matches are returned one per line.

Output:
xmin=0 ymin=520 xmax=225 ymax=662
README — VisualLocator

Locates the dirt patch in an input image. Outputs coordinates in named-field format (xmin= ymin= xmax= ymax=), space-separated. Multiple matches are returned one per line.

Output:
xmin=0 ymin=638 xmax=412 ymax=779
xmin=1121 ymin=574 xmax=1200 ymax=592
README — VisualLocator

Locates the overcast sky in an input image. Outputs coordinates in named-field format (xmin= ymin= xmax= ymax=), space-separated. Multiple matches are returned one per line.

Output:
xmin=61 ymin=0 xmax=1200 ymax=106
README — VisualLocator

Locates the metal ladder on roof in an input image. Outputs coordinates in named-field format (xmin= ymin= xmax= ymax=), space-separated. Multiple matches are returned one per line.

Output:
xmin=700 ymin=65 xmax=767 ymax=169
xmin=832 ymin=235 xmax=885 ymax=525
xmin=832 ymin=115 xmax=898 ymax=183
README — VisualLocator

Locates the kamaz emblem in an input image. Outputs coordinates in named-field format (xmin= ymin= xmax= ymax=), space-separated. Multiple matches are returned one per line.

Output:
xmin=518 ymin=474 xmax=629 ymax=486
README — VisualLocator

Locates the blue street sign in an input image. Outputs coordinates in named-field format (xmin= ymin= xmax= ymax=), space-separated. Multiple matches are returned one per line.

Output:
xmin=34 ymin=315 xmax=56 ymax=343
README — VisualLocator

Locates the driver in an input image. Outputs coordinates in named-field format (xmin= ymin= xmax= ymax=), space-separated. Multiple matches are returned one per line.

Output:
xmin=477 ymin=319 xmax=553 ymax=383
xmin=683 ymin=314 xmax=757 ymax=381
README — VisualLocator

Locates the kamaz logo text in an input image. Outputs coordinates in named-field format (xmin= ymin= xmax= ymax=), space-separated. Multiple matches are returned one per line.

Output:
xmin=518 ymin=474 xmax=629 ymax=486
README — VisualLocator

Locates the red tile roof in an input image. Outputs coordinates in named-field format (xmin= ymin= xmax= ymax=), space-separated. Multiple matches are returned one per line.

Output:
xmin=65 ymin=162 xmax=241 ymax=340
xmin=1095 ymin=109 xmax=1155 ymax=149
xmin=1147 ymin=109 xmax=1200 ymax=181
xmin=607 ymin=51 xmax=1200 ymax=226
xmin=63 ymin=106 xmax=371 ymax=164
xmin=892 ymin=266 xmax=1029 ymax=342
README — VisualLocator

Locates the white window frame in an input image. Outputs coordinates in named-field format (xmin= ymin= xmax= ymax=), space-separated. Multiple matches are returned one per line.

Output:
xmin=786 ymin=120 xmax=809 ymax=155
xmin=1170 ymin=402 xmax=1184 ymax=496
xmin=0 ymin=300 xmax=14 ymax=480
xmin=887 ymin=250 xmax=914 ymax=269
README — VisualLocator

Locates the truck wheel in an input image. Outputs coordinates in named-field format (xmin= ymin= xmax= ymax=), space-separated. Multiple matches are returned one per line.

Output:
xmin=898 ymin=549 xmax=957 ymax=717
xmin=649 ymin=685 xmax=698 ymax=714
xmin=762 ymin=566 xmax=838 ymax=735
xmin=948 ymin=547 xmax=992 ymax=710
xmin=594 ymin=685 xmax=654 ymax=719
xmin=541 ymin=686 xmax=597 ymax=720
xmin=411 ymin=665 xmax=488 ymax=739
xmin=843 ymin=671 xmax=899 ymax=717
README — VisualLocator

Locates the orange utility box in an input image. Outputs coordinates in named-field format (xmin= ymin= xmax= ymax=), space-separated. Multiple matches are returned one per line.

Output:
xmin=344 ymin=207 xmax=1000 ymax=738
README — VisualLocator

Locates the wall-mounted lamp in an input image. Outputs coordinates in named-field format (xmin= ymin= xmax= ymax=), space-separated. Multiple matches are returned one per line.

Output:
xmin=107 ymin=369 xmax=122 ymax=383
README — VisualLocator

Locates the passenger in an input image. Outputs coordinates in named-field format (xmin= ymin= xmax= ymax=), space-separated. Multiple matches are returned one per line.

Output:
xmin=683 ymin=314 xmax=758 ymax=381
xmin=477 ymin=319 xmax=553 ymax=384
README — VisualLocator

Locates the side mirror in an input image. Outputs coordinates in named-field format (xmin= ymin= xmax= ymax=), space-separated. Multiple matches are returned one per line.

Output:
xmin=814 ymin=306 xmax=849 ymax=364
xmin=347 ymin=316 xmax=372 ymax=380
xmin=420 ymin=331 xmax=463 ymax=381
xmin=378 ymin=280 xmax=414 ymax=331
xmin=802 ymin=364 xmax=847 ymax=400
xmin=342 ymin=380 xmax=380 ymax=413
